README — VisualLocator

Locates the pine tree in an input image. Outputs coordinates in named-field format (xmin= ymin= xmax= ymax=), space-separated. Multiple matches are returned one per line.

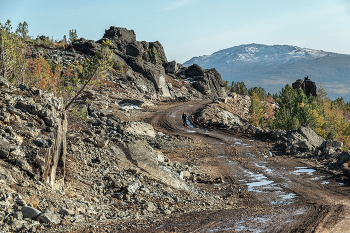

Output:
xmin=68 ymin=29 xmax=78 ymax=45
xmin=15 ymin=21 xmax=29 ymax=39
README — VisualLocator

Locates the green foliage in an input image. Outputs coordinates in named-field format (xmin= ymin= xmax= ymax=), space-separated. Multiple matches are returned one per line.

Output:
xmin=15 ymin=21 xmax=29 ymax=39
xmin=225 ymin=81 xmax=230 ymax=90
xmin=231 ymin=81 xmax=248 ymax=95
xmin=0 ymin=19 xmax=25 ymax=82
xmin=68 ymin=29 xmax=78 ymax=45
xmin=271 ymin=84 xmax=316 ymax=131
xmin=112 ymin=60 xmax=125 ymax=73
xmin=71 ymin=107 xmax=88 ymax=122
xmin=150 ymin=45 xmax=161 ymax=66
xmin=248 ymin=87 xmax=266 ymax=100
xmin=65 ymin=40 xmax=113 ymax=110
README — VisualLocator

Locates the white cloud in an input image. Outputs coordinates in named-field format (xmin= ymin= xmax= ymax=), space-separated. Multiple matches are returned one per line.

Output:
xmin=163 ymin=0 xmax=195 ymax=11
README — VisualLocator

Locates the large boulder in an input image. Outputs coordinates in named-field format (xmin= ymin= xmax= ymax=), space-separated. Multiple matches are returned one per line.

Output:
xmin=72 ymin=38 xmax=101 ymax=56
xmin=119 ymin=121 xmax=157 ymax=138
xmin=297 ymin=126 xmax=324 ymax=148
xmin=127 ymin=57 xmax=170 ymax=97
xmin=164 ymin=61 xmax=178 ymax=74
xmin=319 ymin=140 xmax=343 ymax=154
xmin=186 ymin=64 xmax=227 ymax=98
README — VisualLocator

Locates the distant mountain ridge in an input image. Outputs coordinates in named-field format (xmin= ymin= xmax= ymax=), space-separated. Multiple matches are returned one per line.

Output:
xmin=183 ymin=44 xmax=350 ymax=100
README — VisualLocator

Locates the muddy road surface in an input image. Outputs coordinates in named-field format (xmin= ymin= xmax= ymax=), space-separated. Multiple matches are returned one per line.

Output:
xmin=141 ymin=100 xmax=350 ymax=233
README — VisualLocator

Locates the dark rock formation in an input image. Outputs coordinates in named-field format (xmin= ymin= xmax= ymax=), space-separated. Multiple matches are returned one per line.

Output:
xmin=292 ymin=76 xmax=317 ymax=97
xmin=72 ymin=26 xmax=171 ymax=98
xmin=102 ymin=27 xmax=168 ymax=65
xmin=185 ymin=64 xmax=227 ymax=98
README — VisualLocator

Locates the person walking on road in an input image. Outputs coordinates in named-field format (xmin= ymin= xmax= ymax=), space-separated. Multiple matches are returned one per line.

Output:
xmin=181 ymin=112 xmax=187 ymax=127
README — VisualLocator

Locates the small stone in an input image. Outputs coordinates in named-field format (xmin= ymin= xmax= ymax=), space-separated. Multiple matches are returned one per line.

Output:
xmin=59 ymin=207 xmax=75 ymax=216
xmin=33 ymin=138 xmax=51 ymax=148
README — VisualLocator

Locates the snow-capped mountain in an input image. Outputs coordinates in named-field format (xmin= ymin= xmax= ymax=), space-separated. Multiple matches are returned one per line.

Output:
xmin=183 ymin=44 xmax=350 ymax=100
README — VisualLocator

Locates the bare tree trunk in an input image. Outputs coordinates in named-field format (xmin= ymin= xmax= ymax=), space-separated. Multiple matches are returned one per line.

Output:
xmin=42 ymin=111 xmax=68 ymax=190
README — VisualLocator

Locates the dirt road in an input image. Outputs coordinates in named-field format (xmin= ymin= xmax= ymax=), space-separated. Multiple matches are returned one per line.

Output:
xmin=142 ymin=100 xmax=350 ymax=232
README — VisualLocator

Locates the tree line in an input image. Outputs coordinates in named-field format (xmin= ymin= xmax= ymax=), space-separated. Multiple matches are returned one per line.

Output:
xmin=0 ymin=20 xmax=114 ymax=112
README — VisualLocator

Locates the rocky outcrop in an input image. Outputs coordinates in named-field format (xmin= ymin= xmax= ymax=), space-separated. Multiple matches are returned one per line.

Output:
xmin=126 ymin=57 xmax=171 ymax=97
xmin=185 ymin=64 xmax=227 ymax=98
xmin=292 ymin=76 xmax=317 ymax=97
xmin=71 ymin=26 xmax=172 ymax=98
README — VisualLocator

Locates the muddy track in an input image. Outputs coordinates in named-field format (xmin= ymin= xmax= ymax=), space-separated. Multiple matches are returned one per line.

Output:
xmin=143 ymin=100 xmax=350 ymax=232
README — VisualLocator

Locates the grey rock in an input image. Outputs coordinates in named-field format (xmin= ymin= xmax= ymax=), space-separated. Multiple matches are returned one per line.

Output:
xmin=43 ymin=116 xmax=60 ymax=128
xmin=320 ymin=140 xmax=343 ymax=154
xmin=38 ymin=108 xmax=53 ymax=117
xmin=59 ymin=207 xmax=75 ymax=216
xmin=0 ymin=76 xmax=10 ymax=88
xmin=0 ymin=136 xmax=10 ymax=158
xmin=177 ymin=170 xmax=184 ymax=180
xmin=6 ymin=105 xmax=18 ymax=114
xmin=33 ymin=138 xmax=52 ymax=148
xmin=22 ymin=206 xmax=42 ymax=219
xmin=13 ymin=211 xmax=23 ymax=220
xmin=186 ymin=64 xmax=227 ymax=98
xmin=297 ymin=126 xmax=324 ymax=148
xmin=15 ymin=158 xmax=32 ymax=173
xmin=164 ymin=61 xmax=178 ymax=74
xmin=127 ymin=57 xmax=171 ymax=97
xmin=126 ymin=179 xmax=141 ymax=194
xmin=73 ymin=38 xmax=101 ymax=56
xmin=143 ymin=202 xmax=157 ymax=212
xmin=14 ymin=194 xmax=26 ymax=206
xmin=36 ymin=210 xmax=61 ymax=224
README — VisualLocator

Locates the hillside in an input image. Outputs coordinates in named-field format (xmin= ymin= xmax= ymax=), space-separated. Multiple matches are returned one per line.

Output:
xmin=1 ymin=26 xmax=350 ymax=232
xmin=183 ymin=44 xmax=350 ymax=100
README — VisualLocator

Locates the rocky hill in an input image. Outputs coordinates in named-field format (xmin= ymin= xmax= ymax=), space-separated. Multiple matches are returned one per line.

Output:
xmin=1 ymin=27 xmax=350 ymax=232
xmin=183 ymin=43 xmax=350 ymax=100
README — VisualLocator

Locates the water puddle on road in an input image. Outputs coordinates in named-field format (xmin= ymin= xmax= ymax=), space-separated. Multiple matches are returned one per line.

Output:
xmin=220 ymin=156 xmax=296 ymax=206
xmin=293 ymin=167 xmax=316 ymax=175
xmin=189 ymin=207 xmax=307 ymax=232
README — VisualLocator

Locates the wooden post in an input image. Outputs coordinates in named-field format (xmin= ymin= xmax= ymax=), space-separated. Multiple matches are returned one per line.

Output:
xmin=42 ymin=111 xmax=68 ymax=190
xmin=49 ymin=117 xmax=62 ymax=188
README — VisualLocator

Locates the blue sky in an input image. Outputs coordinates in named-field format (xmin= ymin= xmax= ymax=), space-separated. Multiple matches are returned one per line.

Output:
xmin=1 ymin=0 xmax=349 ymax=63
